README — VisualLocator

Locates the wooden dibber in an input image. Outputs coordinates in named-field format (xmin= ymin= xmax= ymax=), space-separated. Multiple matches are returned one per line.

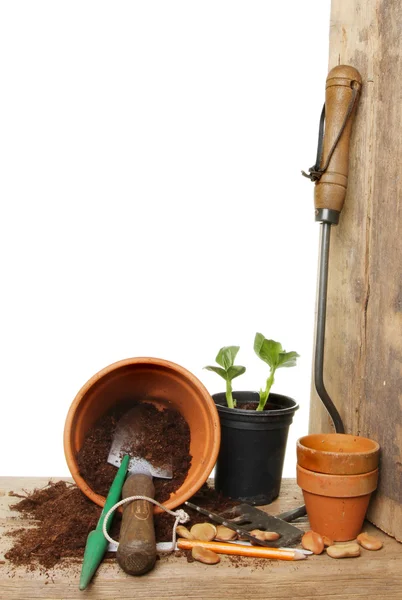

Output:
xmin=117 ymin=474 xmax=157 ymax=575
xmin=314 ymin=65 xmax=362 ymax=216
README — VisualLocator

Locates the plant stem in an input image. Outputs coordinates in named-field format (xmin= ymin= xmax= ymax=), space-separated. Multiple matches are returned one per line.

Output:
xmin=225 ymin=379 xmax=235 ymax=409
xmin=257 ymin=369 xmax=275 ymax=411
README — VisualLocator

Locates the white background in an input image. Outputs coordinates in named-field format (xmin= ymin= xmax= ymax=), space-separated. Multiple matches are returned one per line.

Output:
xmin=0 ymin=1 xmax=330 ymax=479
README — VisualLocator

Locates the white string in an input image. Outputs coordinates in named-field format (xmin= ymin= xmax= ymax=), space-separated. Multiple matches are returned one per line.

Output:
xmin=102 ymin=495 xmax=190 ymax=552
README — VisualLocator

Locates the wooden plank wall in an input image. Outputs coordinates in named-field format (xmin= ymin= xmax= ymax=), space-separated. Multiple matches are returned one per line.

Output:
xmin=309 ymin=0 xmax=402 ymax=541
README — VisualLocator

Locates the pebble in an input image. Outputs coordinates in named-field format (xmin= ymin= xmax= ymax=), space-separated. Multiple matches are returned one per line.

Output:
xmin=248 ymin=529 xmax=281 ymax=545
xmin=215 ymin=525 xmax=237 ymax=541
xmin=176 ymin=525 xmax=194 ymax=540
xmin=250 ymin=529 xmax=280 ymax=542
xmin=301 ymin=530 xmax=324 ymax=555
xmin=326 ymin=542 xmax=361 ymax=559
xmin=192 ymin=546 xmax=220 ymax=565
xmin=357 ymin=532 xmax=383 ymax=551
xmin=190 ymin=522 xmax=217 ymax=542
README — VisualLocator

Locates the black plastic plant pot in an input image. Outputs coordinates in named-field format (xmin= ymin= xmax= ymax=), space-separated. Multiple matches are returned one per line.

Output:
xmin=213 ymin=391 xmax=299 ymax=505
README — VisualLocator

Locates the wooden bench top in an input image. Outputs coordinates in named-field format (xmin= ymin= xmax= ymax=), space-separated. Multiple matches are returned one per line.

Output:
xmin=1 ymin=477 xmax=400 ymax=599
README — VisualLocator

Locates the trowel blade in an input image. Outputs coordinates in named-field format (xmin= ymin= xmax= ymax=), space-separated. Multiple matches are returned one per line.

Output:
xmin=107 ymin=406 xmax=173 ymax=480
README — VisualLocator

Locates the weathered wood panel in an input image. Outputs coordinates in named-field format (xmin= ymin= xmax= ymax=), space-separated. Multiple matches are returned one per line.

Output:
xmin=309 ymin=0 xmax=402 ymax=540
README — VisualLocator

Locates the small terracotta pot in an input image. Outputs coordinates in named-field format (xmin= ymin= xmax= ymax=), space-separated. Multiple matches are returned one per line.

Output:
xmin=64 ymin=357 xmax=221 ymax=514
xmin=297 ymin=433 xmax=380 ymax=475
xmin=297 ymin=464 xmax=378 ymax=541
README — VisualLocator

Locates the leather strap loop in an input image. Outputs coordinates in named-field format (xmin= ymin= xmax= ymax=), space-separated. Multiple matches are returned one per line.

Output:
xmin=302 ymin=81 xmax=360 ymax=183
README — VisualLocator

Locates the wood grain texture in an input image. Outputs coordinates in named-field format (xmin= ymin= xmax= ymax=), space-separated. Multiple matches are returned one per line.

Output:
xmin=309 ymin=0 xmax=402 ymax=540
xmin=1 ymin=477 xmax=401 ymax=599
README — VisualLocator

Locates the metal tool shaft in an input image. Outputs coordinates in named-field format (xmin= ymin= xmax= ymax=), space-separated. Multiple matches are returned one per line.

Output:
xmin=314 ymin=223 xmax=344 ymax=433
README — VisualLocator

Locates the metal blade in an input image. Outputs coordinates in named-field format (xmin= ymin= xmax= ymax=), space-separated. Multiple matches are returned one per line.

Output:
xmin=107 ymin=406 xmax=173 ymax=479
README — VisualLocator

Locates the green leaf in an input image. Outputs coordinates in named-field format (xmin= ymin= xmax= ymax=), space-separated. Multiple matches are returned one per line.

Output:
xmin=227 ymin=365 xmax=246 ymax=381
xmin=204 ymin=365 xmax=228 ymax=380
xmin=215 ymin=346 xmax=240 ymax=370
xmin=254 ymin=333 xmax=283 ymax=369
xmin=276 ymin=351 xmax=300 ymax=369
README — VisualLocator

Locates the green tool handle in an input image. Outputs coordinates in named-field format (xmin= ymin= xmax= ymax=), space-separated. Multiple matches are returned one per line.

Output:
xmin=79 ymin=455 xmax=130 ymax=591
xmin=96 ymin=454 xmax=130 ymax=530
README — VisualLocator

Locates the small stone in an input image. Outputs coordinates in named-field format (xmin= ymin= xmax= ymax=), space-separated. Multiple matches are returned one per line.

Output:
xmin=326 ymin=542 xmax=361 ymax=559
xmin=190 ymin=523 xmax=217 ymax=542
xmin=249 ymin=529 xmax=280 ymax=544
xmin=191 ymin=546 xmax=220 ymax=564
xmin=215 ymin=526 xmax=237 ymax=541
xmin=357 ymin=532 xmax=383 ymax=551
xmin=301 ymin=530 xmax=324 ymax=555
xmin=176 ymin=525 xmax=194 ymax=540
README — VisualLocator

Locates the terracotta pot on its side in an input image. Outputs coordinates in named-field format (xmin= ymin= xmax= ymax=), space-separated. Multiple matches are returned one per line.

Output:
xmin=64 ymin=357 xmax=221 ymax=514
xmin=296 ymin=433 xmax=380 ymax=541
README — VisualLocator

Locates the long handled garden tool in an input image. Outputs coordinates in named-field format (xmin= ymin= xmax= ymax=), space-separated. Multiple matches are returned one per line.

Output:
xmin=272 ymin=65 xmax=363 ymax=525
xmin=107 ymin=405 xmax=173 ymax=575
xmin=302 ymin=64 xmax=362 ymax=433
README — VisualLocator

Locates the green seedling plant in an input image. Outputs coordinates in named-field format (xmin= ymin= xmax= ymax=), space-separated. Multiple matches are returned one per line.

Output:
xmin=254 ymin=333 xmax=299 ymax=411
xmin=204 ymin=346 xmax=246 ymax=409
xmin=205 ymin=334 xmax=299 ymax=410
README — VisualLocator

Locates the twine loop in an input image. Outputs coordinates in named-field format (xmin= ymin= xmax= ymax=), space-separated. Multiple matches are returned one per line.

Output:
xmin=102 ymin=496 xmax=190 ymax=552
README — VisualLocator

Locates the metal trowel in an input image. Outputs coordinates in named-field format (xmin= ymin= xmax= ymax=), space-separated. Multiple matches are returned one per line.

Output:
xmin=108 ymin=405 xmax=172 ymax=576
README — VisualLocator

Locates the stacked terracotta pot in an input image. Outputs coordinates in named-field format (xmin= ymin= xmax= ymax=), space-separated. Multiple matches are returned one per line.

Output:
xmin=296 ymin=433 xmax=380 ymax=541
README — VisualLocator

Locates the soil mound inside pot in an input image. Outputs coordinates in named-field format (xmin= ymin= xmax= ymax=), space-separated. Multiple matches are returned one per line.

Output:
xmin=76 ymin=400 xmax=191 ymax=503
xmin=237 ymin=402 xmax=281 ymax=411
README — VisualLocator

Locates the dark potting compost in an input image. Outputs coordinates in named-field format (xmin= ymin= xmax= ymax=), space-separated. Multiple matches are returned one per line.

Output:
xmin=5 ymin=481 xmax=238 ymax=571
xmin=5 ymin=481 xmax=101 ymax=569
xmin=76 ymin=401 xmax=191 ymax=503
xmin=236 ymin=402 xmax=284 ymax=411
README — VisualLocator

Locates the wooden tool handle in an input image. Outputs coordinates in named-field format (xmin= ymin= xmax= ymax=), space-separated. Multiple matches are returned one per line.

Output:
xmin=116 ymin=473 xmax=156 ymax=576
xmin=314 ymin=65 xmax=362 ymax=214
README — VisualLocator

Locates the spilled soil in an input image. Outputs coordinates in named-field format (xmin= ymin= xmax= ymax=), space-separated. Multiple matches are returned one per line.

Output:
xmin=5 ymin=481 xmax=100 ymax=570
xmin=4 ymin=480 xmax=239 ymax=571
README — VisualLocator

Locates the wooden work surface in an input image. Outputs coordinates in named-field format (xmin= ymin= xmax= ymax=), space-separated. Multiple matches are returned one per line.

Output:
xmin=1 ymin=477 xmax=401 ymax=599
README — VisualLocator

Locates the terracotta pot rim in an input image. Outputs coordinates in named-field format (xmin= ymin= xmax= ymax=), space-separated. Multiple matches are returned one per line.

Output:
xmin=297 ymin=464 xmax=378 ymax=498
xmin=297 ymin=433 xmax=380 ymax=456
xmin=64 ymin=356 xmax=221 ymax=514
